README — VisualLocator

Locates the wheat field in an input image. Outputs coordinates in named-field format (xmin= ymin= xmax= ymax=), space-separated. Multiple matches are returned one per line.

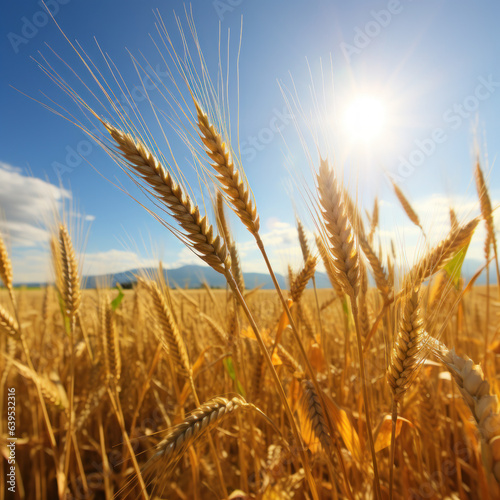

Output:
xmin=2 ymin=8 xmax=500 ymax=500
xmin=1 ymin=190 xmax=500 ymax=499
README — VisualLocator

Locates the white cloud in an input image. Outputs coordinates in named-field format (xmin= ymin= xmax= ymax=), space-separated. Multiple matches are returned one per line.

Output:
xmin=0 ymin=162 xmax=21 ymax=173
xmin=11 ymin=245 xmax=204 ymax=284
xmin=236 ymin=219 xmax=305 ymax=274
xmin=0 ymin=162 xmax=99 ymax=283
xmin=0 ymin=162 xmax=71 ymax=247
xmin=82 ymin=249 xmax=157 ymax=277
xmin=10 ymin=248 xmax=52 ymax=284
xmin=169 ymin=247 xmax=208 ymax=268
xmin=378 ymin=192 xmax=495 ymax=274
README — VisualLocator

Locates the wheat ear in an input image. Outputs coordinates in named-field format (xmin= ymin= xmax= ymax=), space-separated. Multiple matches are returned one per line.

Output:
xmin=194 ymin=101 xmax=260 ymax=235
xmin=449 ymin=207 xmax=459 ymax=232
xmin=316 ymin=235 xmax=344 ymax=298
xmin=101 ymin=297 xmax=121 ymax=383
xmin=290 ymin=255 xmax=317 ymax=303
xmin=475 ymin=160 xmax=496 ymax=248
xmin=300 ymin=379 xmax=333 ymax=453
xmin=317 ymin=157 xmax=360 ymax=299
xmin=0 ymin=304 xmax=19 ymax=337
xmin=141 ymin=279 xmax=191 ymax=377
xmin=14 ymin=361 xmax=68 ymax=409
xmin=297 ymin=219 xmax=324 ymax=344
xmin=144 ymin=396 xmax=255 ymax=474
xmin=216 ymin=192 xmax=244 ymax=291
xmin=368 ymin=197 xmax=379 ymax=243
xmin=277 ymin=344 xmax=304 ymax=376
xmin=387 ymin=284 xmax=427 ymax=400
xmin=343 ymin=187 xmax=365 ymax=235
xmin=474 ymin=159 xmax=500 ymax=293
xmin=408 ymin=218 xmax=479 ymax=285
xmin=58 ymin=224 xmax=81 ymax=321
xmin=0 ymin=235 xmax=13 ymax=293
xmin=105 ymin=123 xmax=231 ymax=275
xmin=433 ymin=345 xmax=500 ymax=489
xmin=358 ymin=232 xmax=391 ymax=300
xmin=297 ymin=218 xmax=311 ymax=262
xmin=390 ymin=180 xmax=423 ymax=232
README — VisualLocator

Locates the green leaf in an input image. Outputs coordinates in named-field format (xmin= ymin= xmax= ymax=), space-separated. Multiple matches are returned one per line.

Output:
xmin=341 ymin=297 xmax=349 ymax=316
xmin=223 ymin=357 xmax=246 ymax=397
xmin=111 ymin=283 xmax=124 ymax=311
xmin=223 ymin=356 xmax=236 ymax=380
xmin=341 ymin=296 xmax=354 ymax=329
xmin=443 ymin=243 xmax=470 ymax=289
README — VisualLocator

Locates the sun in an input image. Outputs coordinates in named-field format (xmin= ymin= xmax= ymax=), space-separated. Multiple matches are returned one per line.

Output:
xmin=342 ymin=95 xmax=387 ymax=143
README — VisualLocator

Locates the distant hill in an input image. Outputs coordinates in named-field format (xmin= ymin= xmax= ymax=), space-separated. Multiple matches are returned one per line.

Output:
xmin=82 ymin=264 xmax=333 ymax=290
xmin=15 ymin=258 xmax=495 ymax=289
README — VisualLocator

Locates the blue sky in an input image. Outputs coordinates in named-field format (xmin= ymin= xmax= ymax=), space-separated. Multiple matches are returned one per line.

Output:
xmin=1 ymin=0 xmax=499 ymax=283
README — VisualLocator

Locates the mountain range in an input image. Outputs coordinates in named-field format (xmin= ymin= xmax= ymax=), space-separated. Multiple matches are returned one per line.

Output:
xmin=82 ymin=264 xmax=333 ymax=290
xmin=16 ymin=258 xmax=494 ymax=289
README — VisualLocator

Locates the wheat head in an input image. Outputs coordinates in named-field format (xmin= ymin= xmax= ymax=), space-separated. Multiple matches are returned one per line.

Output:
xmin=195 ymin=101 xmax=260 ymax=235
xmin=105 ymin=122 xmax=231 ymax=275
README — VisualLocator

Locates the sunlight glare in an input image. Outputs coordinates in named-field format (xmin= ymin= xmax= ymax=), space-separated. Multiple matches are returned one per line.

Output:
xmin=342 ymin=95 xmax=387 ymax=143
